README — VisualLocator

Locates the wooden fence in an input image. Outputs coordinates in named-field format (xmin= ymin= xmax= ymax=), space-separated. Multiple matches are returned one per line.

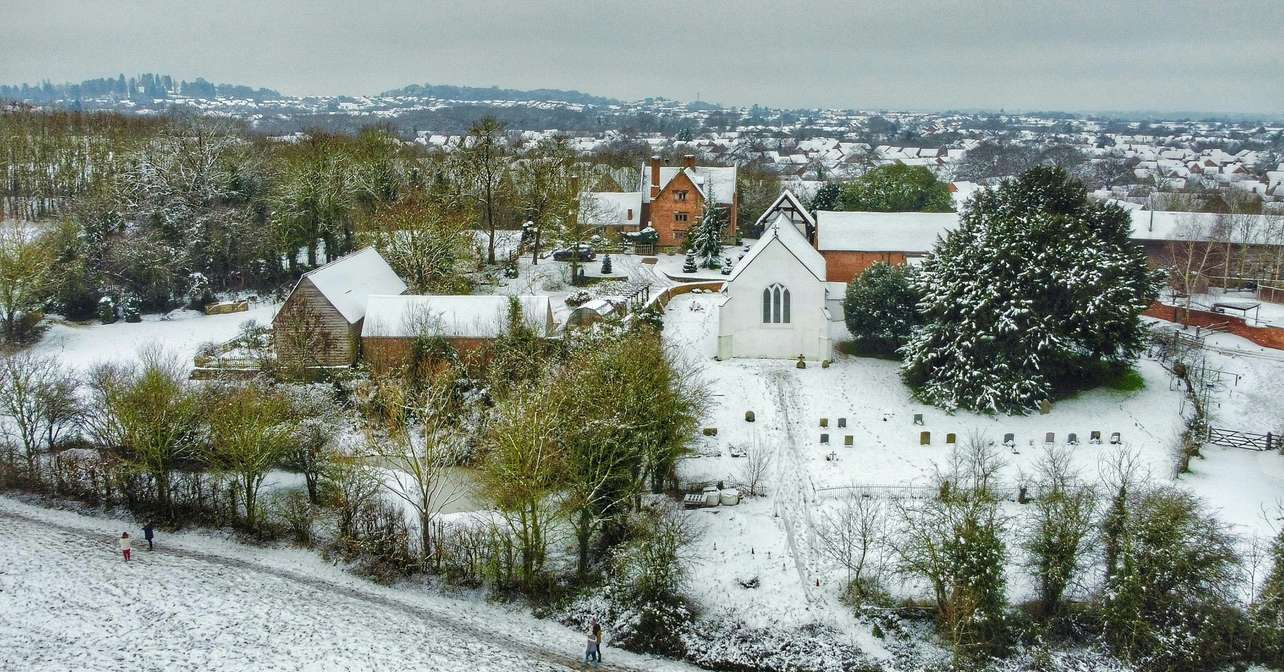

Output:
xmin=1207 ymin=426 xmax=1278 ymax=452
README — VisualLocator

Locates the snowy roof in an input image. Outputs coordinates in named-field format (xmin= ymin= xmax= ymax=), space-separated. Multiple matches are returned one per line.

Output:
xmin=815 ymin=211 xmax=959 ymax=253
xmin=729 ymin=211 xmax=826 ymax=283
xmin=1126 ymin=210 xmax=1278 ymax=244
xmin=580 ymin=191 xmax=642 ymax=227
xmin=751 ymin=189 xmax=815 ymax=234
xmin=301 ymin=247 xmax=407 ymax=324
xmin=640 ymin=164 xmax=737 ymax=204
xmin=361 ymin=295 xmax=552 ymax=339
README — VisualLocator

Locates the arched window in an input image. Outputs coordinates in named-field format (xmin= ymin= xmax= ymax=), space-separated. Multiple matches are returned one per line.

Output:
xmin=763 ymin=284 xmax=790 ymax=324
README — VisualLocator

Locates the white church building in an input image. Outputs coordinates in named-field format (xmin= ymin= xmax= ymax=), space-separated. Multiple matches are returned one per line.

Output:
xmin=716 ymin=191 xmax=841 ymax=360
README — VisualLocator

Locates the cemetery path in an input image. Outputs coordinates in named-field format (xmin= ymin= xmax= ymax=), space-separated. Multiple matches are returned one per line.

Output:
xmin=767 ymin=368 xmax=824 ymax=605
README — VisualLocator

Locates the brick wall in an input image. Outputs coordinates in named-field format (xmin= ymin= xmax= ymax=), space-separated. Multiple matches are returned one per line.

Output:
xmin=1143 ymin=301 xmax=1284 ymax=350
xmin=820 ymin=250 xmax=908 ymax=282
xmin=648 ymin=172 xmax=701 ymax=248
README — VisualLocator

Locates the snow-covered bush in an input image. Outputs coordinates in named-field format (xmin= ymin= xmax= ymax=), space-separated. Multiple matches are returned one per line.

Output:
xmin=96 ymin=295 xmax=116 ymax=324
xmin=682 ymin=615 xmax=877 ymax=672
xmin=185 ymin=271 xmax=213 ymax=309
xmin=844 ymin=261 xmax=920 ymax=356
xmin=1100 ymin=487 xmax=1243 ymax=672
xmin=565 ymin=289 xmax=592 ymax=307
xmin=120 ymin=291 xmax=142 ymax=323
xmin=901 ymin=167 xmax=1164 ymax=414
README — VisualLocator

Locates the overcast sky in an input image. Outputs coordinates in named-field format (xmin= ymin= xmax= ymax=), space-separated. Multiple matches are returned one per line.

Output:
xmin=3 ymin=0 xmax=1281 ymax=114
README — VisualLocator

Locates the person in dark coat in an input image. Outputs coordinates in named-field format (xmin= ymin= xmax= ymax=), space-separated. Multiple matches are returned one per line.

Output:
xmin=143 ymin=522 xmax=155 ymax=551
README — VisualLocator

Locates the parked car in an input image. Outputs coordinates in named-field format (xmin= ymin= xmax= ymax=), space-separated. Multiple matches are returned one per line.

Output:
xmin=552 ymin=244 xmax=596 ymax=262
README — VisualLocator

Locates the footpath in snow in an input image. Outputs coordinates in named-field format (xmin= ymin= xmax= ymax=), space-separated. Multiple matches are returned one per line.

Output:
xmin=0 ymin=496 xmax=693 ymax=672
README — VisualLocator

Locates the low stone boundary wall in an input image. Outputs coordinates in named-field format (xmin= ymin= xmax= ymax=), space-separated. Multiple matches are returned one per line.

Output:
xmin=1143 ymin=301 xmax=1284 ymax=350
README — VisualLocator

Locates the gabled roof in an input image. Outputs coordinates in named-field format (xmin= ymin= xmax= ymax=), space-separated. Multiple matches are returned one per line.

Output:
xmin=362 ymin=295 xmax=552 ymax=339
xmin=580 ymin=191 xmax=643 ymax=227
xmin=728 ymin=212 xmax=826 ymax=283
xmin=815 ymin=211 xmax=959 ymax=253
xmin=751 ymin=189 xmax=816 ymax=234
xmin=300 ymin=247 xmax=407 ymax=323
xmin=640 ymin=164 xmax=737 ymax=204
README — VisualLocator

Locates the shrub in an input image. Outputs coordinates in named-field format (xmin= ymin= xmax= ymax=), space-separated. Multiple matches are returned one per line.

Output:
xmin=269 ymin=490 xmax=316 ymax=546
xmin=843 ymin=262 xmax=920 ymax=357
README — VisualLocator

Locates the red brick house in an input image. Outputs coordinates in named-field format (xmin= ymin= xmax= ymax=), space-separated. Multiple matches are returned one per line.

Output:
xmin=640 ymin=155 xmax=738 ymax=248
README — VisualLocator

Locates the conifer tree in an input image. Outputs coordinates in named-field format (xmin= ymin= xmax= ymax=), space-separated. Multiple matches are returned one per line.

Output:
xmin=901 ymin=167 xmax=1163 ymax=414
xmin=688 ymin=196 xmax=724 ymax=268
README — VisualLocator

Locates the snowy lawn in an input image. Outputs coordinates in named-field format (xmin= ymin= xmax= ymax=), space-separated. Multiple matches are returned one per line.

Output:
xmin=0 ymin=496 xmax=693 ymax=672
xmin=648 ymin=242 xmax=749 ymax=282
xmin=32 ymin=303 xmax=279 ymax=372
xmin=662 ymin=292 xmax=1284 ymax=633
xmin=490 ymin=252 xmax=671 ymax=322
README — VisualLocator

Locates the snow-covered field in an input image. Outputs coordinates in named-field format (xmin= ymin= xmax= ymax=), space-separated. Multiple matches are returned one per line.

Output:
xmin=32 ymin=303 xmax=279 ymax=372
xmin=0 ymin=496 xmax=692 ymax=672
xmin=663 ymin=292 xmax=1284 ymax=634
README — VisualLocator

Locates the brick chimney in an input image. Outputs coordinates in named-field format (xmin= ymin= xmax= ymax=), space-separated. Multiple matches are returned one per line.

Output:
xmin=682 ymin=154 xmax=696 ymax=169
xmin=649 ymin=155 xmax=661 ymax=199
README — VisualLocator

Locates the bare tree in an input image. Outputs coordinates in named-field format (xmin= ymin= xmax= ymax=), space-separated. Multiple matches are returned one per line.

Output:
xmin=1166 ymin=214 xmax=1229 ymax=320
xmin=0 ymin=351 xmax=59 ymax=477
xmin=366 ymin=372 xmax=464 ymax=563
xmin=818 ymin=490 xmax=886 ymax=595
xmin=738 ymin=429 xmax=772 ymax=497
xmin=453 ymin=117 xmax=508 ymax=264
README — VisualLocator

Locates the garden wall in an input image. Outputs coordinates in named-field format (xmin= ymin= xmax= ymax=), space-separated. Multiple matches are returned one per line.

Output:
xmin=1144 ymin=301 xmax=1284 ymax=350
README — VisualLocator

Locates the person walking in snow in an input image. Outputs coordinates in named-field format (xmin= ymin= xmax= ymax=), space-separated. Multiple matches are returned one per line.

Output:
xmin=591 ymin=620 xmax=603 ymax=663
xmin=119 ymin=532 xmax=132 ymax=562
xmin=584 ymin=626 xmax=600 ymax=665
xmin=143 ymin=522 xmax=155 ymax=551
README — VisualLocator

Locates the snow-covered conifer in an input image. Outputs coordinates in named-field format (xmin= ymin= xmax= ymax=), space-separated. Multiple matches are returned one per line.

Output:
xmin=901 ymin=167 xmax=1164 ymax=414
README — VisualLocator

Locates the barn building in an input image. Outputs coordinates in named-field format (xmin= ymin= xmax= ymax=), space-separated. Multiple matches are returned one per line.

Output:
xmin=361 ymin=294 xmax=554 ymax=371
xmin=272 ymin=248 xmax=407 ymax=367
xmin=814 ymin=211 xmax=957 ymax=282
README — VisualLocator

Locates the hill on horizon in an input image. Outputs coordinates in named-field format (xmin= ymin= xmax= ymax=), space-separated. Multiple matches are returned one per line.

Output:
xmin=380 ymin=82 xmax=620 ymax=106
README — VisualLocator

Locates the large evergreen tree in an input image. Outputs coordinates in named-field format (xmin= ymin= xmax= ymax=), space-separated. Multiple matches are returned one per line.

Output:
xmin=901 ymin=167 xmax=1163 ymax=414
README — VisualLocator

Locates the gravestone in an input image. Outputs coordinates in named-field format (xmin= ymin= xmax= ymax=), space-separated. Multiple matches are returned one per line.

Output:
xmin=820 ymin=418 xmax=828 ymax=428
xmin=1003 ymin=433 xmax=1016 ymax=446
xmin=703 ymin=427 xmax=718 ymax=436
xmin=1067 ymin=432 xmax=1079 ymax=445
xmin=844 ymin=435 xmax=854 ymax=446
xmin=913 ymin=413 xmax=924 ymax=426
xmin=1110 ymin=432 xmax=1122 ymax=445
xmin=745 ymin=411 xmax=755 ymax=422
xmin=946 ymin=433 xmax=957 ymax=444
xmin=1090 ymin=431 xmax=1102 ymax=444
xmin=1044 ymin=432 xmax=1055 ymax=444
xmin=820 ymin=433 xmax=830 ymax=444
xmin=919 ymin=431 xmax=931 ymax=445
xmin=837 ymin=418 xmax=847 ymax=428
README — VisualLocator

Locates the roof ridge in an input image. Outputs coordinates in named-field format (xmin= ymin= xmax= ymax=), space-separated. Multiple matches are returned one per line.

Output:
xmin=303 ymin=246 xmax=375 ymax=277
